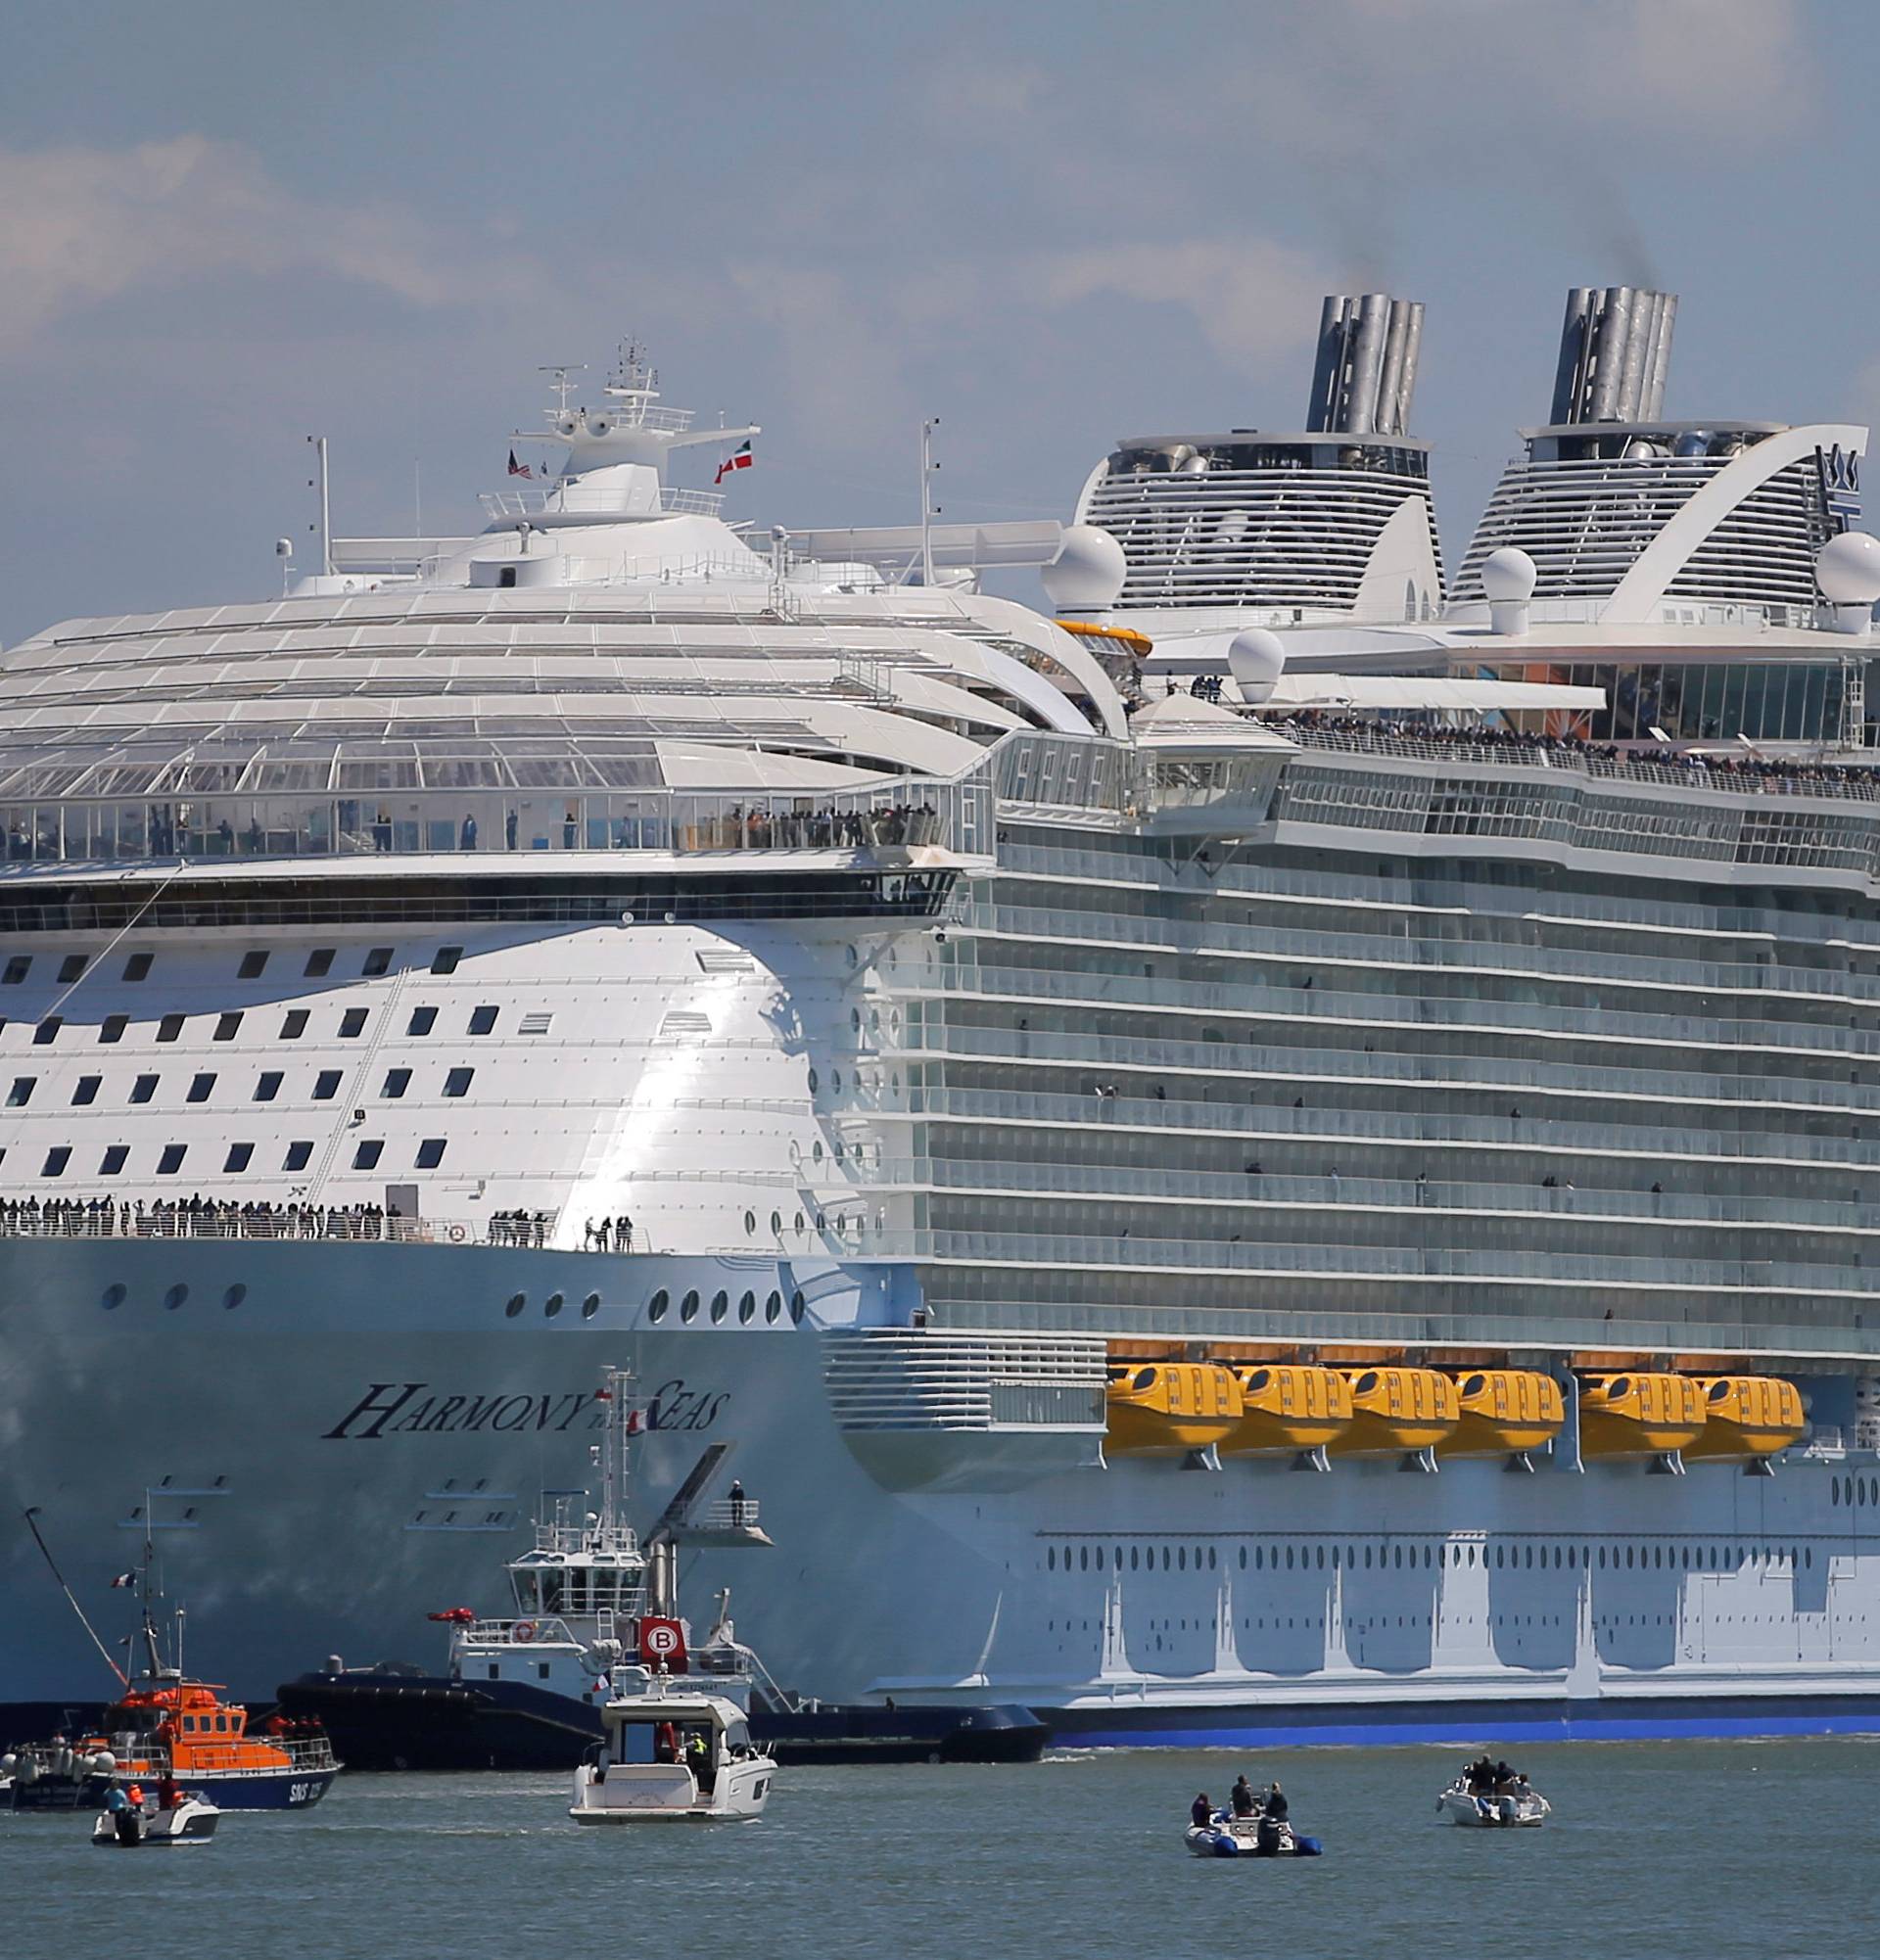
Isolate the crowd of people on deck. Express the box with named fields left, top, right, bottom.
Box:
left=683, top=803, right=941, bottom=851
left=1263, top=709, right=1880, bottom=796
left=487, top=1209, right=554, bottom=1247
left=0, top=1196, right=402, bottom=1240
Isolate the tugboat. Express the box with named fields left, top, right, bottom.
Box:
left=279, top=1366, right=1048, bottom=1768
left=570, top=1676, right=776, bottom=1823
left=4, top=1499, right=340, bottom=1812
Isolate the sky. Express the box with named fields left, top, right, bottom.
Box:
left=1, top=0, right=1876, bottom=643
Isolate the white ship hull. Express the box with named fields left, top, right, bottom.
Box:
left=4, top=1235, right=1879, bottom=1745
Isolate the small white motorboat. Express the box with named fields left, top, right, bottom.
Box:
left=570, top=1678, right=776, bottom=1823
left=92, top=1794, right=220, bottom=1845
left=1436, top=1771, right=1550, bottom=1827
left=1185, top=1805, right=1322, bottom=1858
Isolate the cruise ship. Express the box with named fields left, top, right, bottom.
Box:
left=6, top=295, right=1880, bottom=1747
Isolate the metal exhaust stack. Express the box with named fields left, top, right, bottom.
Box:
left=1307, top=294, right=1426, bottom=438
left=1550, top=285, right=1678, bottom=425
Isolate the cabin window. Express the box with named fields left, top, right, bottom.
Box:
left=382, top=1069, right=411, bottom=1099
left=41, top=1146, right=70, bottom=1177
left=238, top=952, right=268, bottom=979
left=282, top=1009, right=309, bottom=1039
left=123, top=953, right=152, bottom=981
left=7, top=1077, right=34, bottom=1106
left=57, top=955, right=87, bottom=983
left=416, top=1138, right=446, bottom=1169
left=647, top=1289, right=669, bottom=1324
left=284, top=1141, right=313, bottom=1171
left=158, top=1144, right=187, bottom=1175
left=362, top=947, right=393, bottom=976
left=214, top=1012, right=243, bottom=1041
left=33, top=1017, right=61, bottom=1045
left=680, top=1290, right=700, bottom=1324
left=352, top=1141, right=384, bottom=1170
left=433, top=947, right=463, bottom=975
left=1132, top=1367, right=1158, bottom=1391
left=313, top=1071, right=342, bottom=1099
left=305, top=949, right=335, bottom=977
left=1463, top=1375, right=1485, bottom=1397
left=187, top=1073, right=215, bottom=1103
left=468, top=1005, right=498, bottom=1036
left=407, top=1006, right=438, bottom=1036
left=157, top=1013, right=183, bottom=1042
left=71, top=1076, right=100, bottom=1106
left=1354, top=1371, right=1379, bottom=1394
left=539, top=1662, right=551, bottom=1681
left=765, top=1290, right=781, bottom=1324
left=100, top=1144, right=128, bottom=1176
left=129, top=1074, right=157, bottom=1104
left=0, top=957, right=27, bottom=983
left=255, top=1071, right=283, bottom=1102
left=225, top=1143, right=254, bottom=1173
left=214, top=1714, right=228, bottom=1732
left=710, top=1290, right=728, bottom=1324
left=100, top=1015, right=127, bottom=1044
left=444, top=1068, right=474, bottom=1097
left=339, top=1008, right=368, bottom=1038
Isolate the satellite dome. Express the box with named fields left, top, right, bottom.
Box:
left=1480, top=547, right=1537, bottom=604
left=1041, top=525, right=1127, bottom=613
left=1227, top=628, right=1287, bottom=705
left=1815, top=531, right=1880, bottom=607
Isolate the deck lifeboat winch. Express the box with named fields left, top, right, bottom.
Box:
left=1105, top=1363, right=1242, bottom=1457
left=1576, top=1373, right=1707, bottom=1458
left=1438, top=1370, right=1566, bottom=1459
left=1681, top=1376, right=1806, bottom=1462
left=1326, top=1367, right=1458, bottom=1457
left=1220, top=1364, right=1353, bottom=1457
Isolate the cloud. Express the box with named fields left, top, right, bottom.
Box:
left=0, top=135, right=526, bottom=352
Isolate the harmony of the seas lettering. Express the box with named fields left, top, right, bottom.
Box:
left=323, top=1378, right=729, bottom=1440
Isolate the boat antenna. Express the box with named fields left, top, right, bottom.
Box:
left=20, top=1507, right=128, bottom=1687
left=919, top=416, right=941, bottom=589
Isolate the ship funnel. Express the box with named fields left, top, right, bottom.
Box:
left=1550, top=285, right=1678, bottom=426
left=1307, top=294, right=1425, bottom=438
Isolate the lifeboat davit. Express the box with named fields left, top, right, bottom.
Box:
left=1221, top=1365, right=1353, bottom=1457
left=1438, top=1370, right=1565, bottom=1459
left=1681, top=1376, right=1806, bottom=1462
left=1576, top=1374, right=1706, bottom=1458
left=1327, top=1367, right=1458, bottom=1457
left=1105, top=1363, right=1243, bottom=1457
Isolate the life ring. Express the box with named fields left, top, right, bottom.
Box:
left=513, top=1620, right=537, bottom=1643
left=446, top=1224, right=467, bottom=1244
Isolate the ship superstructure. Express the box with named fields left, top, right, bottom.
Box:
left=6, top=308, right=1880, bottom=1747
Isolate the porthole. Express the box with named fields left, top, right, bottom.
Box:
left=832, top=1069, right=843, bottom=1093
left=770, top=1211, right=782, bottom=1235
left=101, top=1283, right=126, bottom=1311
left=737, top=1291, right=756, bottom=1324
left=1833, top=1476, right=1842, bottom=1505
left=164, top=1284, right=188, bottom=1311
left=744, top=1211, right=756, bottom=1236
left=765, top=1290, right=782, bottom=1324
left=808, top=1068, right=820, bottom=1095
left=222, top=1284, right=247, bottom=1311
left=790, top=1290, right=805, bottom=1324
left=1048, top=1547, right=1056, bottom=1571
left=1079, top=1546, right=1088, bottom=1571
left=794, top=1212, right=805, bottom=1233
left=850, top=1007, right=862, bottom=1033
left=681, top=1290, right=700, bottom=1324
left=504, top=1293, right=526, bottom=1319
left=710, top=1290, right=728, bottom=1325
left=1237, top=1547, right=1246, bottom=1569
left=846, top=944, right=859, bottom=967
left=544, top=1291, right=564, bottom=1319
left=647, top=1288, right=670, bottom=1324
left=582, top=1292, right=601, bottom=1321
left=870, top=1008, right=880, bottom=1033
left=812, top=1141, right=824, bottom=1161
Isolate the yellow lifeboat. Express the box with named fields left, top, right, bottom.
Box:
left=1576, top=1374, right=1706, bottom=1458
left=1220, top=1364, right=1353, bottom=1457
left=1438, top=1370, right=1566, bottom=1459
left=1327, top=1367, right=1458, bottom=1457
left=1681, top=1376, right=1806, bottom=1462
left=1105, top=1363, right=1242, bottom=1457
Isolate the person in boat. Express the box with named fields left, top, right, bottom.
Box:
left=654, top=1721, right=678, bottom=1764
left=1467, top=1755, right=1496, bottom=1793
left=1231, top=1774, right=1256, bottom=1817
left=1191, top=1792, right=1213, bottom=1829
left=1262, top=1782, right=1289, bottom=1822
left=685, top=1729, right=713, bottom=1794
left=1493, top=1759, right=1514, bottom=1793
left=103, top=1785, right=129, bottom=1816
left=125, top=1782, right=145, bottom=1811
left=157, top=1772, right=179, bottom=1810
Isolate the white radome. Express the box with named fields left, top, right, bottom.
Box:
left=1815, top=532, right=1880, bottom=607
left=1480, top=546, right=1538, bottom=604
left=1227, top=628, right=1287, bottom=704
left=1041, top=525, right=1128, bottom=614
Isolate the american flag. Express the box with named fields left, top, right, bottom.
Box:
left=507, top=448, right=534, bottom=480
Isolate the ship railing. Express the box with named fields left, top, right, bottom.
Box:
left=690, top=1498, right=760, bottom=1531
left=1279, top=722, right=1880, bottom=804
left=461, top=1614, right=588, bottom=1646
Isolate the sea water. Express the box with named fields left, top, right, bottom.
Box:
left=3, top=1740, right=1864, bottom=1959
